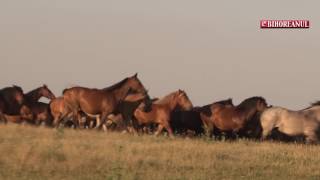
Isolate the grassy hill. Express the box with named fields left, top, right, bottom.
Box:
left=0, top=124, right=319, bottom=180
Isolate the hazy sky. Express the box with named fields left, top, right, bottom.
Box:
left=0, top=0, right=319, bottom=109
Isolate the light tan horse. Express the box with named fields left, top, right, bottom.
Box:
left=260, top=102, right=320, bottom=143
left=134, top=90, right=193, bottom=137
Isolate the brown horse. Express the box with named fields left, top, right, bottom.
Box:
left=51, top=92, right=148, bottom=129
left=133, top=90, right=193, bottom=137
left=196, top=99, right=234, bottom=137
left=24, top=85, right=56, bottom=126
left=170, top=99, right=234, bottom=136
left=207, top=97, right=267, bottom=139
left=25, top=84, right=56, bottom=102
left=0, top=85, right=25, bottom=123
left=63, top=73, right=149, bottom=129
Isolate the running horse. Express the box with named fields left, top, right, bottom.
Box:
left=63, top=73, right=149, bottom=129
left=260, top=101, right=320, bottom=144
left=134, top=89, right=193, bottom=137
left=204, top=97, right=267, bottom=139
left=24, top=85, right=56, bottom=125
left=196, top=98, right=234, bottom=137
left=0, top=85, right=25, bottom=123
left=50, top=91, right=148, bottom=129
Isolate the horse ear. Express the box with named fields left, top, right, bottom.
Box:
left=43, top=84, right=47, bottom=88
left=133, top=73, right=138, bottom=78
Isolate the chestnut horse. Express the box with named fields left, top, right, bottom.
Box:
left=133, top=90, right=193, bottom=137
left=63, top=73, right=149, bottom=129
left=24, top=85, right=56, bottom=125
left=208, top=97, right=268, bottom=139
left=0, top=85, right=24, bottom=123
left=50, top=97, right=71, bottom=127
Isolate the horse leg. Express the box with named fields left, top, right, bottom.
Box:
left=155, top=124, right=164, bottom=136
left=163, top=121, right=174, bottom=138
left=213, top=127, right=222, bottom=140
left=305, top=129, right=318, bottom=144
left=71, top=110, right=80, bottom=129
left=94, top=115, right=102, bottom=129
left=261, top=125, right=274, bottom=141
left=53, top=113, right=62, bottom=128
left=0, top=112, right=7, bottom=124
left=97, top=113, right=108, bottom=131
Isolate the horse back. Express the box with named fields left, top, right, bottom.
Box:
left=64, top=87, right=117, bottom=115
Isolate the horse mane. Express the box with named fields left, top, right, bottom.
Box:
left=237, top=96, right=265, bottom=110
left=103, top=78, right=129, bottom=92
left=303, top=100, right=320, bottom=110
left=213, top=98, right=233, bottom=106
left=311, top=101, right=320, bottom=107
left=25, top=86, right=41, bottom=96
left=0, top=85, right=23, bottom=94
left=155, top=91, right=177, bottom=104
left=196, top=98, right=233, bottom=117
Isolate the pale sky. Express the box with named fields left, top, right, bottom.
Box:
left=0, top=0, right=319, bottom=109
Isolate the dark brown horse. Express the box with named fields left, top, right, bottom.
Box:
left=0, top=85, right=25, bottom=123
left=24, top=85, right=56, bottom=125
left=63, top=73, right=149, bottom=129
left=170, top=109, right=204, bottom=136
left=169, top=99, right=234, bottom=136
left=207, top=97, right=267, bottom=139
left=134, top=90, right=193, bottom=137
left=25, top=84, right=56, bottom=102
left=195, top=99, right=234, bottom=137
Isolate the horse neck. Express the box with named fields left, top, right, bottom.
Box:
left=168, top=96, right=179, bottom=110
left=112, top=84, right=130, bottom=101
left=25, top=88, right=42, bottom=102
left=239, top=106, right=258, bottom=122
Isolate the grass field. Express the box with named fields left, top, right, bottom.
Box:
left=0, top=125, right=319, bottom=180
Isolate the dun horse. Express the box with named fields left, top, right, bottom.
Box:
left=0, top=85, right=25, bottom=123
left=62, top=73, right=149, bottom=129
left=260, top=102, right=320, bottom=143
left=205, top=97, right=267, bottom=139
left=134, top=89, right=193, bottom=137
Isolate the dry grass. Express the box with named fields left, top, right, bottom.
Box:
left=0, top=125, right=319, bottom=180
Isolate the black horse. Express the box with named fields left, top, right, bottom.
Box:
left=170, top=108, right=204, bottom=136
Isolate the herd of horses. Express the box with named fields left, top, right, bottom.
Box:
left=2, top=73, right=320, bottom=144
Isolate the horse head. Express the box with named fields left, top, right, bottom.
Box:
left=176, top=89, right=193, bottom=111
left=39, top=84, right=56, bottom=100
left=12, top=85, right=24, bottom=105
